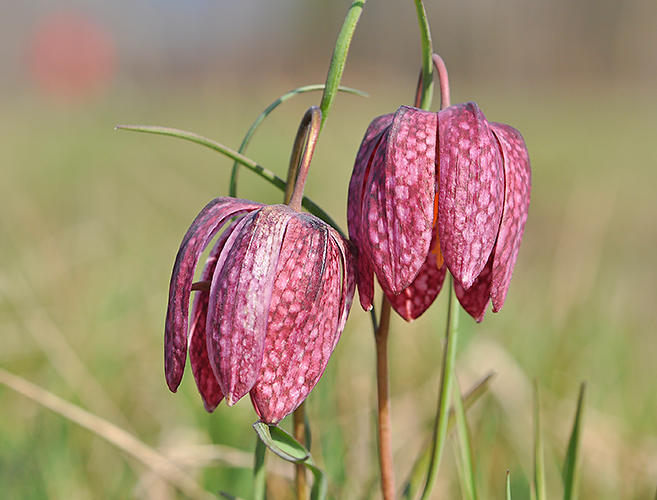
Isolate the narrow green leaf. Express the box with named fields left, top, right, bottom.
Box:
left=534, top=381, right=547, bottom=500
left=563, top=383, right=586, bottom=500
left=401, top=371, right=495, bottom=500
left=319, top=0, right=367, bottom=127
left=452, top=377, right=478, bottom=500
left=115, top=125, right=345, bottom=237
left=229, top=84, right=367, bottom=198
left=306, top=462, right=329, bottom=500
left=506, top=471, right=512, bottom=500
left=253, top=437, right=266, bottom=500
left=253, top=421, right=310, bottom=463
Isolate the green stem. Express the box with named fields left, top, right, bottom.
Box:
left=288, top=107, right=322, bottom=212
left=420, top=276, right=460, bottom=500
left=319, top=0, right=367, bottom=127
left=414, top=0, right=434, bottom=111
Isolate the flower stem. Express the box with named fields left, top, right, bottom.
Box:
left=414, top=0, right=434, bottom=111
left=375, top=296, right=396, bottom=500
left=420, top=276, right=460, bottom=500
left=433, top=54, right=451, bottom=110
left=288, top=107, right=322, bottom=213
left=319, top=0, right=367, bottom=128
left=293, top=402, right=309, bottom=500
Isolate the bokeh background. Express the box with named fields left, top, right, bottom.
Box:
left=1, top=0, right=657, bottom=498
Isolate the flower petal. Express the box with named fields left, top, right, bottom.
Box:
left=489, top=123, right=531, bottom=312
left=251, top=218, right=350, bottom=423
left=188, top=218, right=244, bottom=412
left=363, top=106, right=436, bottom=294
left=385, top=227, right=447, bottom=321
left=208, top=205, right=293, bottom=406
left=438, top=102, right=504, bottom=289
left=165, top=197, right=263, bottom=393
left=347, top=113, right=393, bottom=311
left=454, top=253, right=493, bottom=322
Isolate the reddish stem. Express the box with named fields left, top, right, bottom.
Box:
left=376, top=296, right=395, bottom=500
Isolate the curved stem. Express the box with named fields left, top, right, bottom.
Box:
left=433, top=54, right=451, bottom=110
left=319, top=0, right=367, bottom=128
left=288, top=107, right=322, bottom=212
left=420, top=276, right=460, bottom=500
left=375, top=296, right=396, bottom=500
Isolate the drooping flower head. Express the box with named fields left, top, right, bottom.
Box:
left=165, top=108, right=355, bottom=424
left=348, top=74, right=531, bottom=322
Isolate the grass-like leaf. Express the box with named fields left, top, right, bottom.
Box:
left=506, top=471, right=512, bottom=500
left=534, top=381, right=547, bottom=500
left=401, top=371, right=495, bottom=500
left=252, top=438, right=267, bottom=500
left=563, top=382, right=586, bottom=500
left=0, top=368, right=218, bottom=500
left=452, top=376, right=478, bottom=500
left=253, top=421, right=310, bottom=463
left=229, top=84, right=367, bottom=198
left=115, top=124, right=345, bottom=237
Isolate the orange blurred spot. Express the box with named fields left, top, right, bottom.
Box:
left=28, top=11, right=116, bottom=103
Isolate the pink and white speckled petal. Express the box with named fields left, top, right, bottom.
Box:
left=347, top=114, right=393, bottom=311
left=364, top=106, right=436, bottom=294
left=208, top=205, right=293, bottom=406
left=188, top=222, right=241, bottom=412
left=165, top=197, right=264, bottom=393
left=489, top=123, right=531, bottom=312
left=329, top=229, right=356, bottom=333
left=438, top=102, right=504, bottom=289
left=385, top=228, right=447, bottom=321
left=251, top=219, right=346, bottom=423
left=454, top=253, right=493, bottom=322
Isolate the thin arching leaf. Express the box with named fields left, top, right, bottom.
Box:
left=230, top=84, right=367, bottom=197
left=563, top=383, right=587, bottom=500
left=115, top=124, right=344, bottom=237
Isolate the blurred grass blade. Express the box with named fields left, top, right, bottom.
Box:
left=115, top=124, right=345, bottom=236
left=319, top=0, right=367, bottom=127
left=0, top=368, right=218, bottom=500
left=253, top=421, right=310, bottom=463
left=230, top=84, right=367, bottom=197
left=253, top=437, right=267, bottom=500
left=452, top=376, right=478, bottom=500
left=534, top=381, right=547, bottom=500
left=563, top=382, right=586, bottom=500
left=506, top=471, right=512, bottom=500
left=401, top=371, right=495, bottom=500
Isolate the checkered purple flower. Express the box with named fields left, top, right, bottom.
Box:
left=348, top=102, right=531, bottom=321
left=165, top=197, right=355, bottom=424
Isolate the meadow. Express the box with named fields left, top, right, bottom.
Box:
left=1, top=75, right=656, bottom=499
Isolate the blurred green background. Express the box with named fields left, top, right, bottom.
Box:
left=1, top=0, right=657, bottom=498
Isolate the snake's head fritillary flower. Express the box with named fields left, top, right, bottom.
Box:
left=165, top=197, right=355, bottom=424
left=348, top=102, right=531, bottom=322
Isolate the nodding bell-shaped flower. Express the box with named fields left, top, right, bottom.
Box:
left=347, top=101, right=531, bottom=322
left=165, top=108, right=355, bottom=424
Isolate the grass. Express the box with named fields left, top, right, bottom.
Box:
left=1, top=76, right=657, bottom=499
